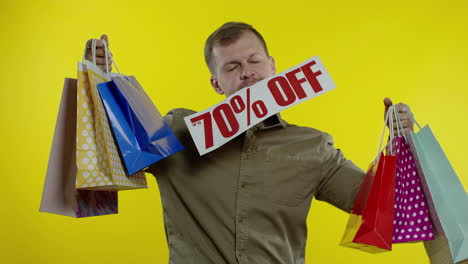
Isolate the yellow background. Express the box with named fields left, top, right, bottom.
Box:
left=1, top=0, right=467, bottom=263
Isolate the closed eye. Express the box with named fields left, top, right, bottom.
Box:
left=226, top=65, right=238, bottom=72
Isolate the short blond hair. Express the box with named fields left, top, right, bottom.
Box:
left=204, top=22, right=269, bottom=74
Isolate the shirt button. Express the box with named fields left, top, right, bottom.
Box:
left=239, top=218, right=243, bottom=223
left=240, top=183, right=246, bottom=188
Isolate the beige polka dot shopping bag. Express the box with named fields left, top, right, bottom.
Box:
left=76, top=39, right=147, bottom=190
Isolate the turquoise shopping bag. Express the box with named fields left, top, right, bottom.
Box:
left=403, top=109, right=468, bottom=264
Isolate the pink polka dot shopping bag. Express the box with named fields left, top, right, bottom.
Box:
left=398, top=105, right=468, bottom=264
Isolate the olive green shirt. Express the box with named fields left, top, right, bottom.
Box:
left=147, top=108, right=450, bottom=264
left=147, top=108, right=365, bottom=264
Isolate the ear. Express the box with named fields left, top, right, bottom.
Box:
left=210, top=76, right=224, bottom=95
left=269, top=56, right=276, bottom=74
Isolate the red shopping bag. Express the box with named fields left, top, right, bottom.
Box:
left=340, top=106, right=398, bottom=253
left=340, top=152, right=397, bottom=252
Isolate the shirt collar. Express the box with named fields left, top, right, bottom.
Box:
left=253, top=113, right=288, bottom=131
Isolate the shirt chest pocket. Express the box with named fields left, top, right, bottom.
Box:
left=250, top=156, right=322, bottom=206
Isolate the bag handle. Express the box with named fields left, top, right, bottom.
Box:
left=393, top=103, right=422, bottom=140
left=388, top=105, right=398, bottom=155
left=393, top=103, right=409, bottom=142
left=81, top=39, right=99, bottom=64
left=101, top=39, right=122, bottom=75
left=375, top=105, right=395, bottom=164
left=80, top=38, right=122, bottom=75
left=375, top=102, right=421, bottom=164
left=394, top=105, right=401, bottom=138
left=401, top=103, right=422, bottom=130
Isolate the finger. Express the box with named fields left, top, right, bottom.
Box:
left=98, top=65, right=112, bottom=72
left=101, top=34, right=109, bottom=46
left=393, top=119, right=413, bottom=130
left=85, top=39, right=92, bottom=49
left=95, top=48, right=107, bottom=57
left=86, top=38, right=101, bottom=49
left=384, top=98, right=393, bottom=116
left=85, top=53, right=93, bottom=62
left=384, top=97, right=393, bottom=109
left=84, top=54, right=112, bottom=64
left=397, top=126, right=412, bottom=135
left=397, top=104, right=408, bottom=113
left=401, top=119, right=411, bottom=129
left=392, top=119, right=404, bottom=126
left=384, top=97, right=393, bottom=120
left=95, top=39, right=107, bottom=48
left=95, top=48, right=113, bottom=61
left=398, top=113, right=411, bottom=120
left=93, top=57, right=112, bottom=65
left=398, top=118, right=412, bottom=128
left=95, top=55, right=113, bottom=65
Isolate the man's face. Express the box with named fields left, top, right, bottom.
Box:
left=210, top=31, right=276, bottom=97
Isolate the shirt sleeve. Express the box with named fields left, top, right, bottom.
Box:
left=143, top=109, right=178, bottom=176
left=144, top=108, right=196, bottom=176
left=315, top=132, right=366, bottom=213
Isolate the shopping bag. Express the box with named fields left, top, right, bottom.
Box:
left=40, top=78, right=118, bottom=217
left=97, top=75, right=184, bottom=175
left=76, top=39, right=147, bottom=190
left=402, top=107, right=468, bottom=263
left=340, top=106, right=397, bottom=253
left=424, top=233, right=462, bottom=264
left=391, top=106, right=434, bottom=243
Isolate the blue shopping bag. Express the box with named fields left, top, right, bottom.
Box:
left=97, top=76, right=184, bottom=175
left=402, top=108, right=468, bottom=264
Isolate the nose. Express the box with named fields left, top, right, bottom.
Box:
left=240, top=65, right=255, bottom=80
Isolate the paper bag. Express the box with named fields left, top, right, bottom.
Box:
left=40, top=78, right=118, bottom=217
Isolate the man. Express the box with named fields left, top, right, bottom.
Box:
left=85, top=22, right=443, bottom=264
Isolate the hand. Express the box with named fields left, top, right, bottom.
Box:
left=384, top=97, right=414, bottom=135
left=84, top=34, right=112, bottom=72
